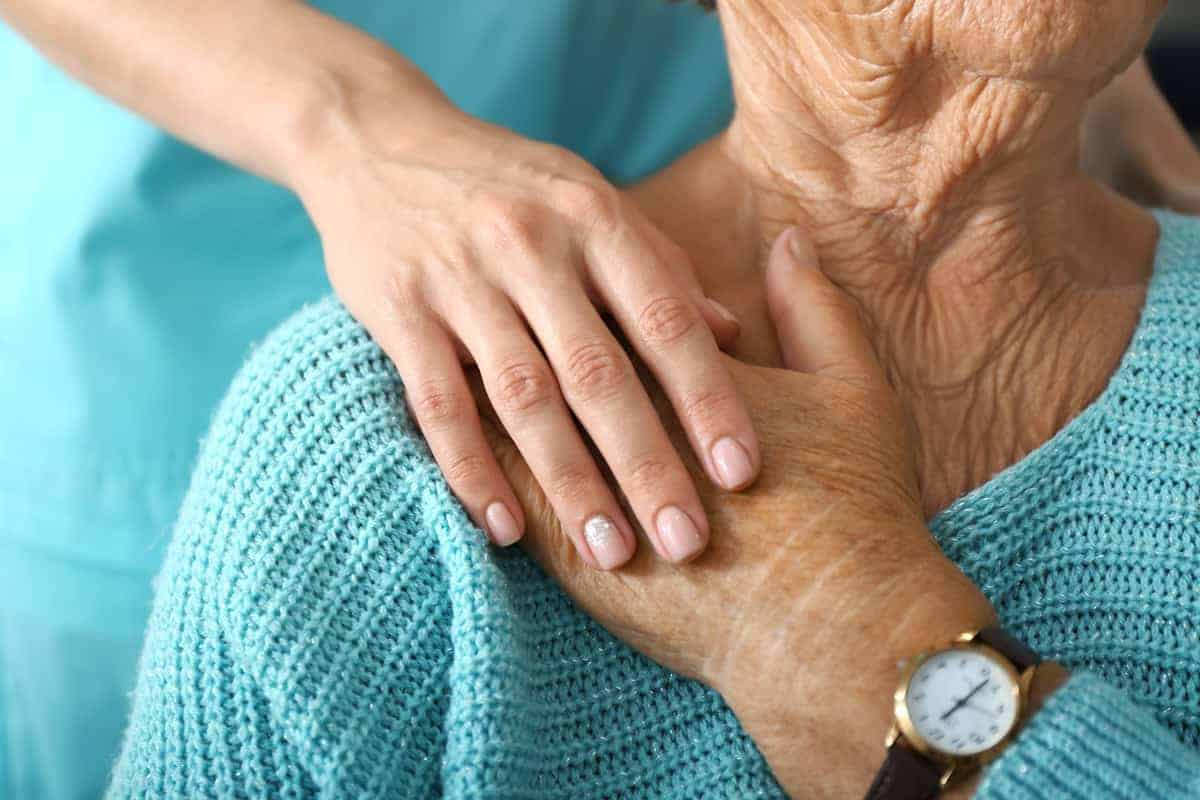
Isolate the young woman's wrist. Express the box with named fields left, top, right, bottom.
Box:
left=264, top=10, right=462, bottom=197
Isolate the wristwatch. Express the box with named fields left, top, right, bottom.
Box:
left=863, top=628, right=1042, bottom=800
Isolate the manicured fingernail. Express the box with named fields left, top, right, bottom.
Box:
left=656, top=506, right=705, bottom=563
left=712, top=437, right=755, bottom=490
left=485, top=502, right=522, bottom=547
left=584, top=514, right=630, bottom=570
left=785, top=227, right=817, bottom=265
left=707, top=297, right=741, bottom=328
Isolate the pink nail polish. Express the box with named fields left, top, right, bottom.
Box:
left=656, top=506, right=705, bottom=563
left=485, top=502, right=522, bottom=546
left=712, top=437, right=755, bottom=490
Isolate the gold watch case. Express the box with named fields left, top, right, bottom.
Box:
left=887, top=631, right=1034, bottom=787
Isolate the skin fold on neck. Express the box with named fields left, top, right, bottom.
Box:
left=630, top=0, right=1161, bottom=517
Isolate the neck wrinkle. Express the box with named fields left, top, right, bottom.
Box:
left=700, top=2, right=1158, bottom=514
left=717, top=1, right=1099, bottom=297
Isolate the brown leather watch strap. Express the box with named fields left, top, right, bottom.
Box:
left=975, top=627, right=1041, bottom=672
left=863, top=744, right=943, bottom=800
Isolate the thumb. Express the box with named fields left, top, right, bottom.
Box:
left=765, top=227, right=884, bottom=387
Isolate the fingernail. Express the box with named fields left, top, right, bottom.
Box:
left=707, top=297, right=741, bottom=328
left=485, top=502, right=522, bottom=547
left=584, top=514, right=631, bottom=570
left=712, top=437, right=755, bottom=490
left=785, top=227, right=817, bottom=265
left=656, top=506, right=706, bottom=563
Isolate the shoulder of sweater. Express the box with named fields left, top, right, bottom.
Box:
left=167, top=294, right=462, bottom=674
left=119, top=297, right=466, bottom=796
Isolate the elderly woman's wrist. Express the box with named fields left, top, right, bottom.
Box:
left=710, top=539, right=996, bottom=796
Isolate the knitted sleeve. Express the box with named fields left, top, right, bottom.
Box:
left=976, top=673, right=1200, bottom=799
left=107, top=299, right=459, bottom=798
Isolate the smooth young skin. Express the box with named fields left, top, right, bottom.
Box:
left=1, top=0, right=1193, bottom=571
left=0, top=0, right=762, bottom=570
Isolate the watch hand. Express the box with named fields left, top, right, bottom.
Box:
left=961, top=678, right=990, bottom=704
left=940, top=696, right=969, bottom=721
left=940, top=679, right=991, bottom=721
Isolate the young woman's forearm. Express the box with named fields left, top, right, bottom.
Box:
left=0, top=0, right=449, bottom=186
left=1, top=0, right=763, bottom=564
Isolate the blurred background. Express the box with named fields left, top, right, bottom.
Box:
left=1152, top=3, right=1200, bottom=132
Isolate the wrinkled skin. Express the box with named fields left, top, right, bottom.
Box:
left=668, top=0, right=1169, bottom=517
left=468, top=0, right=1182, bottom=795
left=476, top=233, right=996, bottom=798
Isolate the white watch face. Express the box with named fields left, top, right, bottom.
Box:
left=904, top=647, right=1020, bottom=757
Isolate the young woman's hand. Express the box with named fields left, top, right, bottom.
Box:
left=296, top=105, right=759, bottom=570
left=484, top=228, right=996, bottom=797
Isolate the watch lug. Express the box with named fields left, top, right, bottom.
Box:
left=1018, top=665, right=1037, bottom=709
left=885, top=724, right=900, bottom=748
left=939, top=764, right=957, bottom=788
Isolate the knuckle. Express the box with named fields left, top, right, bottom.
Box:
left=628, top=456, right=671, bottom=490
left=378, top=272, right=424, bottom=323
left=544, top=462, right=593, bottom=506
left=551, top=179, right=618, bottom=233
left=441, top=451, right=490, bottom=487
left=479, top=197, right=543, bottom=254
left=681, top=387, right=736, bottom=431
left=636, top=295, right=699, bottom=346
left=562, top=340, right=630, bottom=401
left=411, top=379, right=465, bottom=427
left=494, top=359, right=555, bottom=415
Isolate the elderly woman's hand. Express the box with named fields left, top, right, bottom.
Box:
left=484, top=228, right=996, bottom=797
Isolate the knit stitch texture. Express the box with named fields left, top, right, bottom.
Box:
left=109, top=211, right=1200, bottom=798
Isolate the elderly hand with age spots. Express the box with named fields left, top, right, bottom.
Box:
left=481, top=227, right=1001, bottom=798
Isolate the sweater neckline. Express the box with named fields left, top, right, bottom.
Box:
left=931, top=209, right=1198, bottom=531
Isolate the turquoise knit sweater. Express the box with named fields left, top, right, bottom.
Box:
left=109, top=211, right=1200, bottom=799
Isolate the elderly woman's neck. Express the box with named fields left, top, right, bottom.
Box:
left=635, top=3, right=1159, bottom=513
left=717, top=0, right=1129, bottom=292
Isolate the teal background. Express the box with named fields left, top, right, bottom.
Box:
left=0, top=3, right=733, bottom=797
